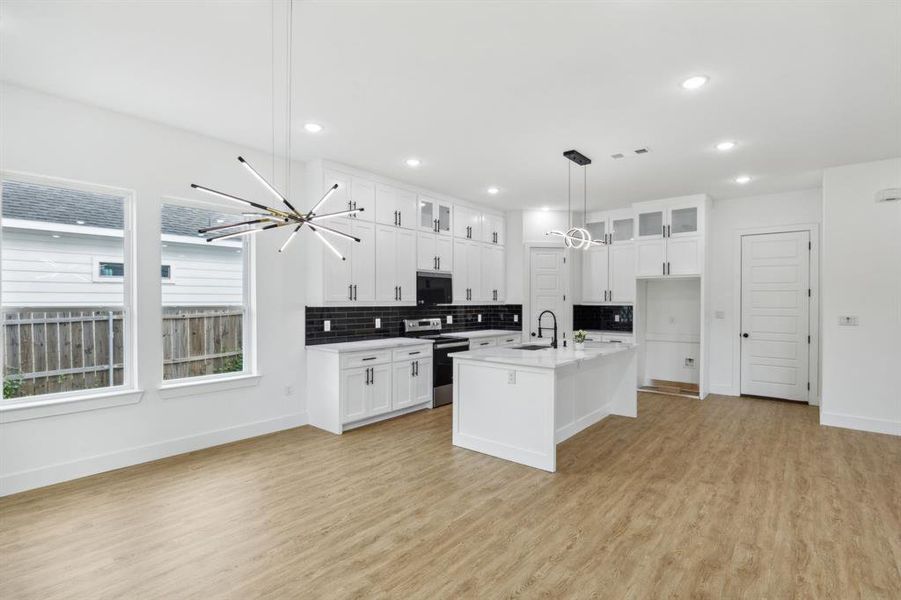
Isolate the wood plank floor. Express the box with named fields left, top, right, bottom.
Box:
left=1, top=393, right=899, bottom=599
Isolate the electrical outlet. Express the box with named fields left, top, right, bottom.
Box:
left=447, top=315, right=453, bottom=324
left=614, top=314, right=621, bottom=322
left=514, top=314, right=518, bottom=323
left=323, top=320, right=331, bottom=332
left=507, top=371, right=516, bottom=384
left=375, top=317, right=381, bottom=329
left=684, top=357, right=695, bottom=368
left=838, top=315, right=859, bottom=326
left=477, top=314, right=482, bottom=323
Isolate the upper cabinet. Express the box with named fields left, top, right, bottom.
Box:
left=581, top=208, right=635, bottom=304
left=633, top=195, right=708, bottom=277
left=419, top=196, right=452, bottom=235
left=586, top=208, right=634, bottom=245
left=454, top=205, right=482, bottom=241
left=374, top=184, right=417, bottom=229
left=482, top=213, right=505, bottom=246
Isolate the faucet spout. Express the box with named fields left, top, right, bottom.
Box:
left=537, top=310, right=558, bottom=349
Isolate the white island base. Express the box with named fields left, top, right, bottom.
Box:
left=452, top=345, right=637, bottom=472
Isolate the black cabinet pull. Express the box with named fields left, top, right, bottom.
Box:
left=365, top=367, right=370, bottom=385
left=663, top=262, right=666, bottom=275
left=362, top=356, right=376, bottom=361
left=409, top=351, right=421, bottom=355
left=667, top=262, right=670, bottom=275
left=353, top=285, right=358, bottom=301
left=399, top=286, right=402, bottom=301
left=742, top=333, right=749, bottom=338
left=438, top=257, right=441, bottom=270
left=411, top=361, right=415, bottom=376
left=398, top=212, right=402, bottom=227
left=371, top=367, right=375, bottom=384
left=349, top=284, right=353, bottom=300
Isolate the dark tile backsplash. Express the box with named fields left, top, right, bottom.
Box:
left=572, top=305, right=633, bottom=332
left=306, top=304, right=522, bottom=345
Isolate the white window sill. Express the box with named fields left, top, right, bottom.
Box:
left=0, top=388, right=144, bottom=423
left=158, top=373, right=261, bottom=400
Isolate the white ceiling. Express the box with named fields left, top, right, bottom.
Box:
left=2, top=1, right=899, bottom=210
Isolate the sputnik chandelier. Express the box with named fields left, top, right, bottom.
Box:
left=191, top=158, right=358, bottom=258
left=190, top=0, right=360, bottom=260
left=546, top=149, right=606, bottom=250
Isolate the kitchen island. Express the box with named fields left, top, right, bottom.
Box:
left=452, top=343, right=637, bottom=472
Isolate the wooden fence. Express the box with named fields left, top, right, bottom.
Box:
left=2, top=307, right=243, bottom=398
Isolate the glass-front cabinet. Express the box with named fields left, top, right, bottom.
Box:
left=636, top=209, right=665, bottom=240
left=668, top=206, right=699, bottom=237
left=419, top=196, right=452, bottom=235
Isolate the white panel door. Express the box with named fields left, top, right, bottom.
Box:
left=395, top=228, right=416, bottom=302
left=667, top=235, right=703, bottom=275
left=609, top=244, right=635, bottom=303
left=374, top=184, right=397, bottom=226
left=393, top=361, right=415, bottom=409
left=635, top=239, right=666, bottom=277
left=351, top=221, right=375, bottom=301
left=395, top=189, right=417, bottom=229
left=529, top=247, right=566, bottom=341
left=341, top=368, right=368, bottom=423
left=740, top=231, right=810, bottom=401
left=323, top=219, right=354, bottom=302
left=582, top=246, right=608, bottom=302
left=367, top=364, right=392, bottom=416
left=375, top=224, right=397, bottom=302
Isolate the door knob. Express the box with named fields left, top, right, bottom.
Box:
left=531, top=332, right=537, bottom=337
left=742, top=333, right=749, bottom=338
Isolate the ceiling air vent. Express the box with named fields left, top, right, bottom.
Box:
left=611, top=153, right=625, bottom=159
left=633, top=147, right=650, bottom=155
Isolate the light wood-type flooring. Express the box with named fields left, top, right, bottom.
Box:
left=1, top=393, right=899, bottom=599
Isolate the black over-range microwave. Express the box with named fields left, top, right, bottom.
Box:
left=416, top=272, right=452, bottom=306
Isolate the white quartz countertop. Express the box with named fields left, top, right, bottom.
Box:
left=452, top=343, right=635, bottom=369
left=584, top=330, right=634, bottom=336
left=443, top=329, right=522, bottom=339
left=307, top=337, right=433, bottom=353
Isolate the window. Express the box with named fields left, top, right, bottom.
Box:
left=1, top=176, right=134, bottom=401
left=160, top=201, right=251, bottom=381
left=95, top=260, right=170, bottom=281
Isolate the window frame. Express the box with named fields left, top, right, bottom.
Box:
left=0, top=170, right=140, bottom=415
left=157, top=195, right=257, bottom=388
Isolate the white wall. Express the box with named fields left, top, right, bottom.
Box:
left=706, top=188, right=823, bottom=396
left=820, top=158, right=901, bottom=435
left=0, top=85, right=310, bottom=495
left=639, top=278, right=701, bottom=385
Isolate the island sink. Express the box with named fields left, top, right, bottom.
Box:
left=510, top=344, right=550, bottom=351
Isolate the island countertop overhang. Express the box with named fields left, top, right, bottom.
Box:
left=451, top=343, right=636, bottom=370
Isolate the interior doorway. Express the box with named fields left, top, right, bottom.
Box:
left=740, top=230, right=811, bottom=401
left=528, top=246, right=567, bottom=343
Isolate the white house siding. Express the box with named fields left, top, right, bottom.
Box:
left=1, top=227, right=242, bottom=306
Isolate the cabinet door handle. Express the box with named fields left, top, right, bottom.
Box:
left=398, top=211, right=402, bottom=227
left=667, top=262, right=670, bottom=275
left=415, top=361, right=419, bottom=376
left=438, top=257, right=441, bottom=270
left=399, top=286, right=402, bottom=301
left=349, top=284, right=353, bottom=300
left=411, top=361, right=415, bottom=376
left=353, top=284, right=358, bottom=301
left=370, top=367, right=375, bottom=384
left=362, top=356, right=376, bottom=361
left=365, top=367, right=370, bottom=385
left=394, top=210, right=398, bottom=226
left=409, top=351, right=421, bottom=355
left=663, top=262, right=666, bottom=275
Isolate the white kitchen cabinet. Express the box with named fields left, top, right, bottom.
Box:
left=324, top=169, right=373, bottom=221
left=376, top=225, right=416, bottom=303
left=633, top=196, right=706, bottom=278
left=480, top=244, right=505, bottom=302
left=481, top=213, right=505, bottom=245
left=586, top=208, right=634, bottom=245
left=322, top=219, right=375, bottom=302
left=581, top=233, right=634, bottom=304
left=454, top=205, right=482, bottom=240
left=418, top=232, right=453, bottom=272
left=419, top=196, right=452, bottom=235
left=308, top=341, right=434, bottom=434
left=609, top=244, right=636, bottom=303
left=582, top=245, right=609, bottom=302
left=375, top=184, right=417, bottom=228
left=453, top=239, right=482, bottom=303
left=394, top=356, right=432, bottom=410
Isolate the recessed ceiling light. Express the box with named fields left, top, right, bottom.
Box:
left=215, top=219, right=225, bottom=223
left=52, top=234, right=61, bottom=238
left=75, top=219, right=85, bottom=225
left=405, top=158, right=421, bottom=168
left=541, top=206, right=550, bottom=212
left=303, top=122, right=323, bottom=134
left=487, top=186, right=499, bottom=195
left=735, top=175, right=751, bottom=184
left=716, top=141, right=736, bottom=151
left=681, top=75, right=709, bottom=90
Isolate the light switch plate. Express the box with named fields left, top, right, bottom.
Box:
left=375, top=318, right=381, bottom=329
left=614, top=314, right=621, bottom=322
left=477, top=314, right=482, bottom=323
left=324, top=320, right=331, bottom=332
left=837, top=315, right=859, bottom=326
left=507, top=371, right=516, bottom=384
left=447, top=315, right=453, bottom=324
left=514, top=315, right=518, bottom=323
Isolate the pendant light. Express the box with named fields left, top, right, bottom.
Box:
left=190, top=0, right=359, bottom=259
left=546, top=149, right=605, bottom=249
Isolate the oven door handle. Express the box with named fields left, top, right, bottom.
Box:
left=435, top=342, right=469, bottom=350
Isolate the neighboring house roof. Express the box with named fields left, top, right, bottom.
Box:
left=2, top=180, right=235, bottom=238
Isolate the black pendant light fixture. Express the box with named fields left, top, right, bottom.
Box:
left=190, top=0, right=359, bottom=260
left=546, top=149, right=606, bottom=249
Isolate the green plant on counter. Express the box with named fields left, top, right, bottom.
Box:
left=573, top=330, right=587, bottom=344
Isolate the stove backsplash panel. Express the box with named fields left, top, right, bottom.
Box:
left=572, top=304, right=633, bottom=332
left=306, top=304, right=522, bottom=345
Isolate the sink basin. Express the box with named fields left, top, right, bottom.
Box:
left=511, top=344, right=551, bottom=351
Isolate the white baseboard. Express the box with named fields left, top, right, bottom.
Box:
left=0, top=412, right=308, bottom=497
left=708, top=384, right=738, bottom=397
left=555, top=405, right=611, bottom=443
left=820, top=411, right=900, bottom=436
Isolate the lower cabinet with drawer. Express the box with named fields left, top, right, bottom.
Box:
left=307, top=342, right=433, bottom=434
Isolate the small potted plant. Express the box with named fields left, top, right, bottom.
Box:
left=573, top=329, right=587, bottom=350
